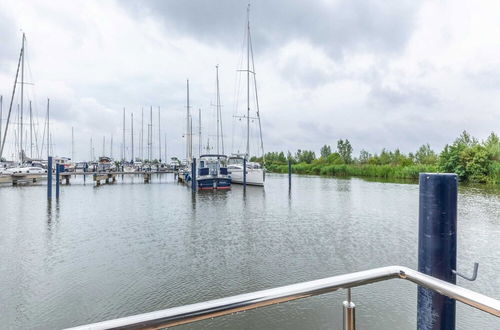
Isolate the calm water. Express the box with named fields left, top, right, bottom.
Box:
left=0, top=174, right=499, bottom=329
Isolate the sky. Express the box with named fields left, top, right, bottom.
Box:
left=0, top=0, right=499, bottom=162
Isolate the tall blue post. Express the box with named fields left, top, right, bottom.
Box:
left=191, top=158, right=196, bottom=191
left=243, top=157, right=247, bottom=188
left=417, top=173, right=457, bottom=330
left=55, top=164, right=61, bottom=199
left=47, top=156, right=53, bottom=200
left=288, top=159, right=292, bottom=189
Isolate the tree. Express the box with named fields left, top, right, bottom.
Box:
left=337, top=139, right=353, bottom=164
left=296, top=149, right=316, bottom=163
left=358, top=150, right=371, bottom=164
left=484, top=132, right=500, bottom=161
left=439, top=131, right=491, bottom=182
left=320, top=145, right=332, bottom=158
left=415, top=144, right=438, bottom=164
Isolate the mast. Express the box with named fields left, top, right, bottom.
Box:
left=249, top=22, right=265, bottom=161
left=20, top=34, right=25, bottom=163
left=110, top=134, right=113, bottom=159
left=0, top=95, right=2, bottom=154
left=216, top=65, right=220, bottom=154
left=47, top=98, right=50, bottom=158
left=158, top=107, right=161, bottom=162
left=89, top=138, right=92, bottom=161
left=71, top=126, right=74, bottom=161
left=102, top=135, right=105, bottom=156
left=29, top=101, right=33, bottom=159
left=198, top=108, right=201, bottom=157
left=0, top=34, right=24, bottom=161
left=149, top=106, right=152, bottom=161
left=186, top=79, right=190, bottom=162
left=122, top=108, right=125, bottom=162
left=141, top=107, right=144, bottom=161
left=246, top=5, right=250, bottom=160
left=131, top=112, right=134, bottom=162
left=164, top=132, right=167, bottom=163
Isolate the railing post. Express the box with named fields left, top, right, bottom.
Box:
left=343, top=288, right=356, bottom=330
left=417, top=173, right=457, bottom=330
left=47, top=156, right=52, bottom=200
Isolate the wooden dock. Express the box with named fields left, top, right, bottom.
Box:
left=0, top=170, right=175, bottom=186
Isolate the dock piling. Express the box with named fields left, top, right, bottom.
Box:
left=417, top=173, right=457, bottom=330
left=288, top=159, right=292, bottom=189
left=191, top=158, right=196, bottom=191
left=47, top=157, right=53, bottom=199
left=243, top=158, right=247, bottom=188
left=55, top=164, right=61, bottom=199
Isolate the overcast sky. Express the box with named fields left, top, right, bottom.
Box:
left=0, top=0, right=499, bottom=161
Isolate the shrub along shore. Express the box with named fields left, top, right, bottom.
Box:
left=252, top=131, right=500, bottom=184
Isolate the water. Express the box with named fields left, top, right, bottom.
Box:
left=0, top=174, right=498, bottom=329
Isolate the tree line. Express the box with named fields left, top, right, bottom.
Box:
left=251, top=131, right=500, bottom=184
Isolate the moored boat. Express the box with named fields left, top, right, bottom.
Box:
left=197, top=154, right=231, bottom=190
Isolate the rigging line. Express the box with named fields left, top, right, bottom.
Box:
left=0, top=37, right=23, bottom=161
left=249, top=26, right=265, bottom=160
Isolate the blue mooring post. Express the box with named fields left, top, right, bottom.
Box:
left=191, top=158, right=196, bottom=191
left=47, top=156, right=53, bottom=200
left=417, top=173, right=457, bottom=330
left=55, top=164, right=61, bottom=199
left=243, top=157, right=247, bottom=188
left=288, top=159, right=292, bottom=189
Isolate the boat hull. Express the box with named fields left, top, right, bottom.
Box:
left=229, top=168, right=265, bottom=186
left=197, top=177, right=232, bottom=190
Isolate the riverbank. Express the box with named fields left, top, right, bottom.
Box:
left=267, top=163, right=499, bottom=184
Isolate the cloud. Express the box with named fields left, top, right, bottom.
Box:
left=0, top=0, right=499, bottom=162
left=123, top=0, right=422, bottom=59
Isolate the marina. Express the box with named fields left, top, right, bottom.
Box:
left=0, top=1, right=499, bottom=329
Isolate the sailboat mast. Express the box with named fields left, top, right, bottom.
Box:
left=102, top=136, right=105, bottom=156
left=164, top=132, right=167, bottom=163
left=0, top=35, right=24, bottom=161
left=122, top=108, right=125, bottom=161
left=0, top=95, right=2, bottom=153
left=198, top=108, right=201, bottom=157
left=46, top=98, right=50, bottom=158
left=141, top=107, right=144, bottom=161
left=216, top=65, right=220, bottom=155
left=30, top=101, right=33, bottom=159
left=110, top=134, right=113, bottom=159
left=131, top=112, right=134, bottom=162
left=149, top=106, right=152, bottom=162
left=71, top=126, right=74, bottom=161
left=186, top=79, right=190, bottom=162
left=246, top=6, right=250, bottom=160
left=20, top=34, right=25, bottom=163
left=158, top=107, right=161, bottom=162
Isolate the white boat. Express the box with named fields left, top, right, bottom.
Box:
left=227, top=157, right=264, bottom=186
left=3, top=166, right=46, bottom=174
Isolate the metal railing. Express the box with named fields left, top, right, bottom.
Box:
left=65, top=266, right=500, bottom=330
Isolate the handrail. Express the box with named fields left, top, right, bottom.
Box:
left=64, top=266, right=500, bottom=330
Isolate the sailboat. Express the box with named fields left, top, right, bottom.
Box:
left=0, top=33, right=46, bottom=176
left=196, top=65, right=231, bottom=190
left=228, top=6, right=265, bottom=186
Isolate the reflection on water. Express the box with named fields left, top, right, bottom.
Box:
left=0, top=174, right=498, bottom=330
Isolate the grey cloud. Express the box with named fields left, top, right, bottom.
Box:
left=369, top=82, right=438, bottom=108
left=466, top=67, right=500, bottom=89
left=0, top=11, right=19, bottom=73
left=123, top=0, right=422, bottom=59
